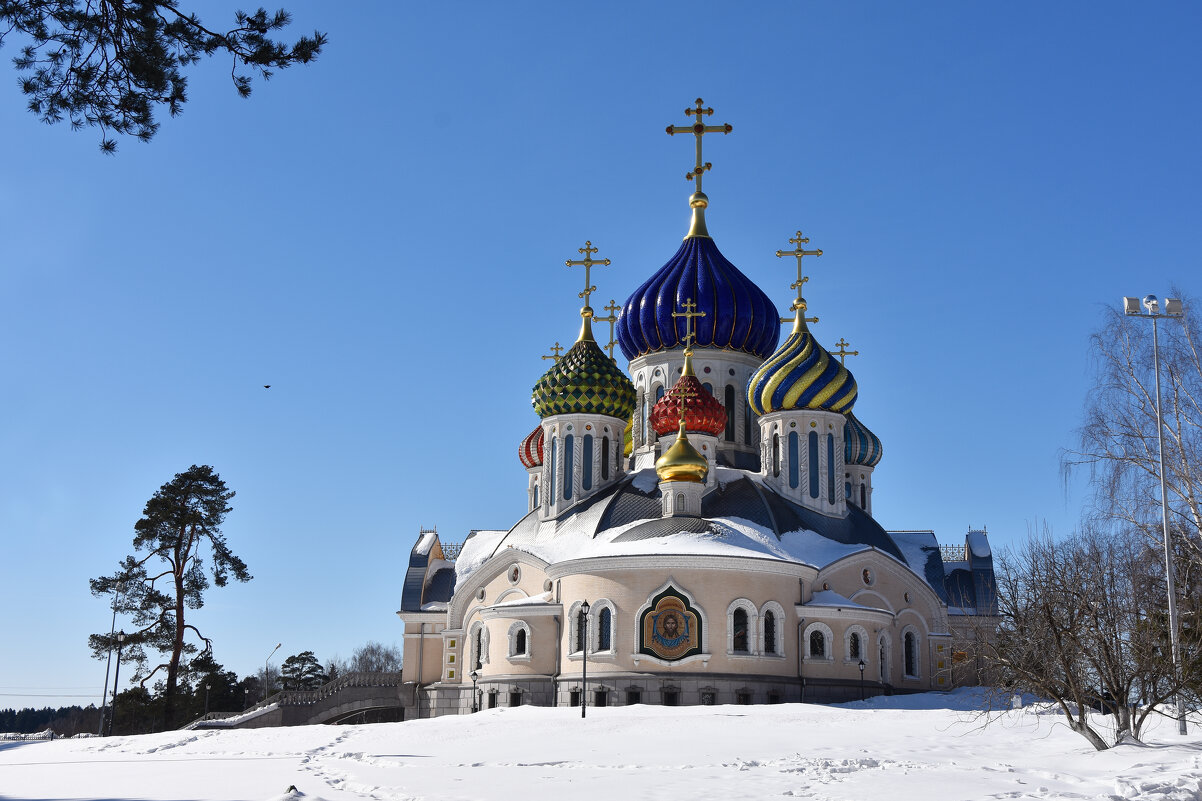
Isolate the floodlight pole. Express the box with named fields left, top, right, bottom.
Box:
left=97, top=581, right=124, bottom=735
left=1124, top=295, right=1187, bottom=735
left=265, top=642, right=282, bottom=703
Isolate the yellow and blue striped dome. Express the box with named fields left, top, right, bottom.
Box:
left=747, top=315, right=857, bottom=416
left=844, top=412, right=882, bottom=467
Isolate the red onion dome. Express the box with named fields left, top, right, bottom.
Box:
left=518, top=425, right=544, bottom=469
left=649, top=374, right=726, bottom=437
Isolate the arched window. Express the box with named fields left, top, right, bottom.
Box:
left=655, top=385, right=665, bottom=403
left=743, top=404, right=751, bottom=445
left=601, top=437, right=610, bottom=480
left=772, top=433, right=780, bottom=477
left=733, top=608, right=749, bottom=653
left=904, top=630, right=919, bottom=678
left=861, top=484, right=867, bottom=508
left=515, top=628, right=527, bottom=655
left=724, top=386, right=736, bottom=441
left=575, top=608, right=587, bottom=653
left=809, top=630, right=825, bottom=658
left=549, top=437, right=557, bottom=503
left=563, top=434, right=574, bottom=500
left=845, top=475, right=853, bottom=505
left=598, top=607, right=612, bottom=651
left=788, top=431, right=799, bottom=489
left=804, top=621, right=834, bottom=661
left=759, top=602, right=785, bottom=657
left=508, top=621, right=531, bottom=660
left=641, top=393, right=649, bottom=445
left=470, top=623, right=490, bottom=669
left=849, top=631, right=861, bottom=660
left=763, top=610, right=777, bottom=655
left=827, top=433, right=835, bottom=503
left=808, top=431, right=820, bottom=499
left=703, top=382, right=713, bottom=395
left=676, top=493, right=685, bottom=512
left=879, top=634, right=891, bottom=683
left=582, top=434, right=593, bottom=491
left=475, top=626, right=484, bottom=669
left=533, top=482, right=539, bottom=508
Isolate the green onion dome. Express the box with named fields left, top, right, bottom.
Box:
left=532, top=334, right=636, bottom=420
left=747, top=312, right=857, bottom=416
left=843, top=412, right=882, bottom=467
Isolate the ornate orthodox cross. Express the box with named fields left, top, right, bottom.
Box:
left=666, top=98, right=733, bottom=195
left=832, top=338, right=859, bottom=365
left=672, top=297, right=707, bottom=350
left=674, top=377, right=699, bottom=427
left=776, top=230, right=823, bottom=307
left=565, top=240, right=610, bottom=313
left=542, top=342, right=564, bottom=363
left=592, top=299, right=622, bottom=360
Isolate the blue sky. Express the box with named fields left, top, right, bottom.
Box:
left=1, top=2, right=1199, bottom=713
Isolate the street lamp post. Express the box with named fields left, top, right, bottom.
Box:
left=98, top=581, right=124, bottom=736
left=1123, top=294, right=1187, bottom=736
left=858, top=659, right=866, bottom=701
left=107, top=630, right=126, bottom=736
left=264, top=642, right=282, bottom=703
left=243, top=687, right=249, bottom=711
left=580, top=600, right=590, bottom=719
left=471, top=670, right=480, bottom=713
left=204, top=682, right=211, bottom=716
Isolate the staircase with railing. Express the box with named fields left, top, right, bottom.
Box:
left=181, top=671, right=407, bottom=729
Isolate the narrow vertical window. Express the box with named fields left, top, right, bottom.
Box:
left=808, top=431, right=819, bottom=499
left=655, top=385, right=665, bottom=402
left=733, top=608, right=749, bottom=653
left=549, top=437, right=557, bottom=503
left=641, top=394, right=648, bottom=444
left=598, top=607, right=612, bottom=650
left=563, top=435, right=574, bottom=500
left=809, top=630, right=825, bottom=658
left=904, top=632, right=917, bottom=677
left=724, top=386, right=736, bottom=441
left=703, top=382, right=713, bottom=395
left=827, top=433, right=835, bottom=504
left=772, top=434, right=780, bottom=477
left=601, top=437, right=610, bottom=480
left=849, top=632, right=861, bottom=660
left=861, top=484, right=867, bottom=508
left=743, top=405, right=751, bottom=445
left=788, top=431, right=799, bottom=489
left=846, top=480, right=853, bottom=503
left=516, top=628, right=527, bottom=655
left=575, top=609, right=587, bottom=653
left=533, top=483, right=539, bottom=508
left=764, top=610, right=777, bottom=654
left=676, top=493, right=685, bottom=512
left=582, top=434, right=593, bottom=491
left=474, top=627, right=484, bottom=670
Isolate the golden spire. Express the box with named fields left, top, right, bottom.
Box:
left=671, top=297, right=706, bottom=375
left=655, top=379, right=709, bottom=484
left=666, top=98, right=732, bottom=239
left=542, top=342, right=564, bottom=363
left=565, top=240, right=610, bottom=342
left=593, top=299, right=622, bottom=361
left=832, top=338, right=860, bottom=365
left=775, top=230, right=822, bottom=332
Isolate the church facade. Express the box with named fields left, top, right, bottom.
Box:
left=397, top=101, right=997, bottom=717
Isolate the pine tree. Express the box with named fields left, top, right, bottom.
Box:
left=89, top=465, right=248, bottom=729
left=280, top=651, right=327, bottom=690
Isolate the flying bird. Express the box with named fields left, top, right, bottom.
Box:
left=263, top=385, right=271, bottom=389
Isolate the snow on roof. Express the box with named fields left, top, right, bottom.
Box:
left=968, top=529, right=991, bottom=559
left=630, top=467, right=660, bottom=493
left=889, top=530, right=940, bottom=575
left=488, top=591, right=553, bottom=608
left=455, top=528, right=510, bottom=582
left=804, top=589, right=875, bottom=609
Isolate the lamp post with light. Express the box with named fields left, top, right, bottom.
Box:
left=264, top=642, right=282, bottom=703
left=97, top=581, right=125, bottom=736
left=204, top=682, right=211, bottom=716
left=580, top=600, right=590, bottom=719
left=858, top=659, right=866, bottom=701
left=107, top=630, right=126, bottom=736
left=471, top=670, right=480, bottom=713
left=1122, top=293, right=1187, bottom=736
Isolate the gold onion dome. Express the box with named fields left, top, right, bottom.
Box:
left=655, top=420, right=709, bottom=483
left=747, top=309, right=858, bottom=416
left=532, top=316, right=636, bottom=420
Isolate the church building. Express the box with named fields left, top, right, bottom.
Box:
left=397, top=100, right=998, bottom=716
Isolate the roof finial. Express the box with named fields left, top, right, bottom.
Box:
left=594, top=299, right=622, bottom=361
left=832, top=338, right=859, bottom=365
left=565, top=240, right=610, bottom=342
left=667, top=98, right=732, bottom=239
left=776, top=230, right=823, bottom=332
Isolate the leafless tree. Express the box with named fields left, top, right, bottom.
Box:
left=984, top=526, right=1192, bottom=750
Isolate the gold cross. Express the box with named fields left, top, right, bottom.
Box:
left=776, top=230, right=823, bottom=305
left=666, top=98, right=733, bottom=195
left=672, top=297, right=707, bottom=351
left=593, top=299, right=622, bottom=360
left=565, top=240, right=610, bottom=313
left=542, top=342, right=563, bottom=362
left=832, top=338, right=859, bottom=365
left=674, top=378, right=699, bottom=428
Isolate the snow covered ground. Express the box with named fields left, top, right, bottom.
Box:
left=2, top=690, right=1200, bottom=801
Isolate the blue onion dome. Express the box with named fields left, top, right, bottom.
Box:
left=747, top=312, right=857, bottom=416
left=615, top=235, right=780, bottom=361
left=844, top=411, right=882, bottom=467
left=532, top=317, right=636, bottom=420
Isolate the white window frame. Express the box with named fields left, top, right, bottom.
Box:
left=468, top=621, right=490, bottom=669
left=901, top=625, right=921, bottom=680
left=726, top=599, right=758, bottom=656
left=843, top=624, right=870, bottom=665
left=803, top=621, right=834, bottom=663
left=590, top=599, right=617, bottom=655
left=758, top=601, right=786, bottom=657
left=878, top=632, right=892, bottom=684
left=508, top=620, right=532, bottom=662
